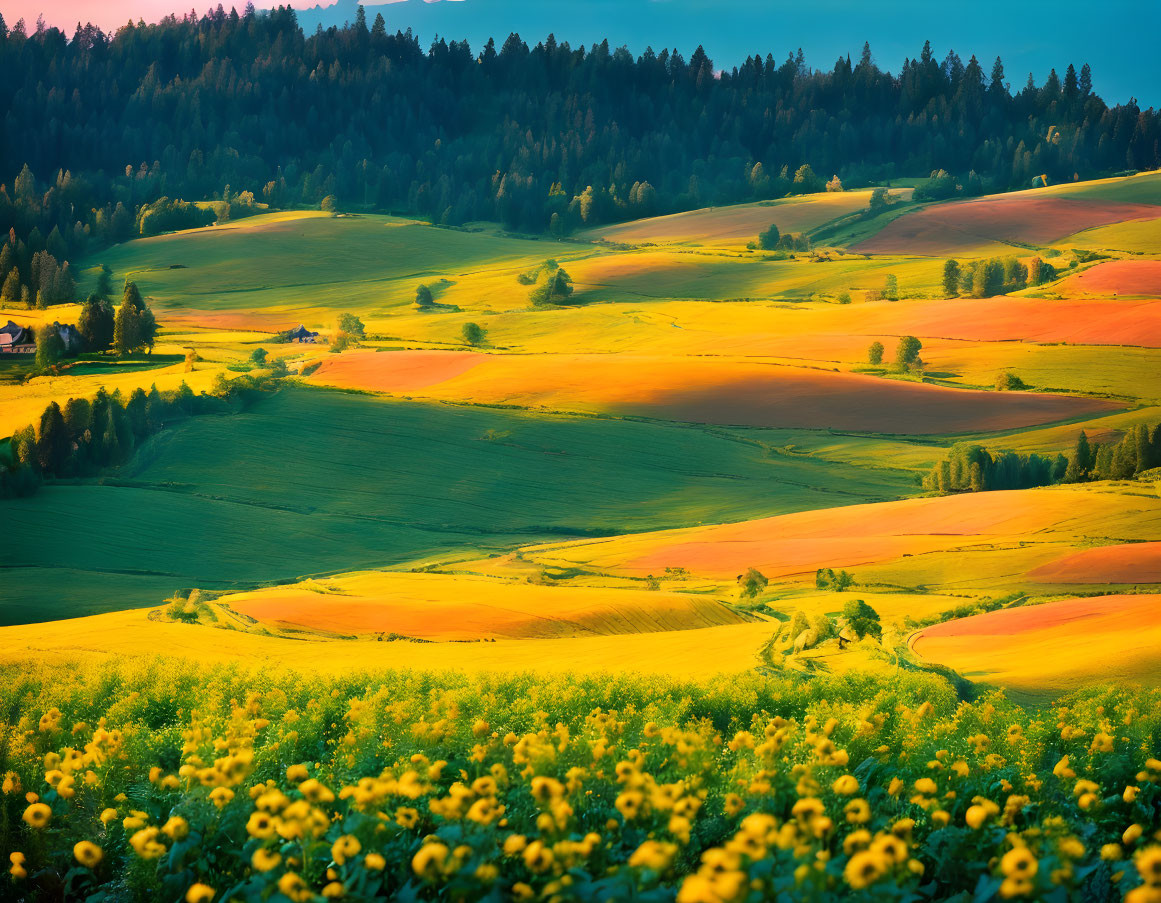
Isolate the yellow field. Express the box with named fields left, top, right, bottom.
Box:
left=910, top=593, right=1161, bottom=697
left=218, top=569, right=746, bottom=640
left=0, top=607, right=774, bottom=678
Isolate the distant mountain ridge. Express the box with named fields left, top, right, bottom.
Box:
left=275, top=0, right=1159, bottom=105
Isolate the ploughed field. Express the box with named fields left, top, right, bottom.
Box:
left=3, top=173, right=1161, bottom=699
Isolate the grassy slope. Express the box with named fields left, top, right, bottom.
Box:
left=0, top=385, right=914, bottom=625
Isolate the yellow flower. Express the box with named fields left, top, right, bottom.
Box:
left=844, top=850, right=885, bottom=889
left=73, top=841, right=103, bottom=869
left=162, top=816, right=190, bottom=841
left=186, top=884, right=215, bottom=903
left=1000, top=847, right=1037, bottom=879
left=999, top=877, right=1033, bottom=898
left=252, top=848, right=282, bottom=872
left=412, top=842, right=450, bottom=879
left=522, top=840, right=555, bottom=874
left=1137, top=846, right=1161, bottom=887
left=913, top=778, right=937, bottom=796
left=723, top=793, right=745, bottom=817
left=364, top=853, right=386, bottom=871
left=209, top=787, right=234, bottom=809
left=332, top=835, right=361, bottom=866
left=965, top=805, right=990, bottom=830
left=286, top=763, right=309, bottom=782
left=616, top=790, right=644, bottom=820
left=1101, top=843, right=1123, bottom=861
left=22, top=803, right=52, bottom=829
left=832, top=774, right=859, bottom=796
left=503, top=835, right=528, bottom=856
left=1125, top=824, right=1145, bottom=846
left=844, top=798, right=871, bottom=824
left=99, top=807, right=118, bottom=825
left=322, top=882, right=345, bottom=899
left=629, top=841, right=678, bottom=872
left=395, top=807, right=420, bottom=829
left=129, top=827, right=167, bottom=860
left=887, top=777, right=905, bottom=797
left=246, top=811, right=275, bottom=839
left=9, top=852, right=27, bottom=880
left=278, top=872, right=312, bottom=903
left=299, top=778, right=335, bottom=804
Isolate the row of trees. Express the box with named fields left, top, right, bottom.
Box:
left=923, top=422, right=1161, bottom=494
left=0, top=371, right=281, bottom=497
left=0, top=7, right=1156, bottom=263
left=941, top=256, right=1057, bottom=297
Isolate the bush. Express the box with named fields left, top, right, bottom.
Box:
left=462, top=322, right=486, bottom=346
left=994, top=371, right=1027, bottom=391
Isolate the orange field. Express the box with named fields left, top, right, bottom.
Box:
left=855, top=196, right=1161, bottom=254
left=910, top=593, right=1161, bottom=694
left=310, top=350, right=1116, bottom=433
left=224, top=571, right=745, bottom=640
left=846, top=296, right=1161, bottom=346
left=1028, top=541, right=1161, bottom=584
left=1059, top=259, right=1161, bottom=297
left=521, top=484, right=1161, bottom=580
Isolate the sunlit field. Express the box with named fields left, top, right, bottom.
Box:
left=3, top=10, right=1161, bottom=902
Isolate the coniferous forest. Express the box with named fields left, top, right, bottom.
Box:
left=0, top=1, right=1158, bottom=284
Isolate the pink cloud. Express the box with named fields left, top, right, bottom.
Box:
left=2, top=2, right=323, bottom=33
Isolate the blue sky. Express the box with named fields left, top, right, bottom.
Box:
left=292, top=0, right=1160, bottom=106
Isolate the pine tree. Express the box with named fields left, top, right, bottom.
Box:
left=113, top=302, right=141, bottom=355
left=36, top=401, right=70, bottom=474
left=122, top=281, right=145, bottom=312
left=1, top=267, right=20, bottom=303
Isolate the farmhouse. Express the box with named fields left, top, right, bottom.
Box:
left=0, top=320, right=35, bottom=353
left=287, top=324, right=319, bottom=343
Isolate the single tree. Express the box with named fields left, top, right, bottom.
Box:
left=942, top=259, right=961, bottom=296
left=249, top=347, right=268, bottom=366
left=113, top=302, right=142, bottom=356
left=868, top=187, right=890, bottom=213
left=1, top=267, right=20, bottom=303
left=757, top=223, right=781, bottom=250
left=739, top=567, right=769, bottom=599
left=895, top=335, right=923, bottom=367
left=415, top=284, right=435, bottom=309
left=321, top=195, right=338, bottom=213
left=883, top=274, right=899, bottom=301
left=122, top=281, right=146, bottom=312
left=529, top=263, right=574, bottom=306
left=841, top=598, right=881, bottom=639
left=96, top=265, right=114, bottom=299
left=78, top=294, right=115, bottom=352
left=36, top=401, right=70, bottom=474
left=337, top=312, right=365, bottom=339
left=35, top=323, right=65, bottom=370
left=462, top=322, right=486, bottom=346
left=868, top=341, right=884, bottom=365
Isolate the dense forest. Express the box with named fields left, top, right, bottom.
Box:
left=0, top=2, right=1158, bottom=290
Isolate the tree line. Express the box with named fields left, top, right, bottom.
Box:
left=0, top=3, right=1155, bottom=272
left=923, top=422, right=1161, bottom=494
left=0, top=371, right=281, bottom=498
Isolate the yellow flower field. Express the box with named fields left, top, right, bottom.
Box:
left=1, top=661, right=1160, bottom=902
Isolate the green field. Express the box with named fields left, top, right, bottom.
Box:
left=0, top=386, right=916, bottom=624
left=90, top=212, right=574, bottom=316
